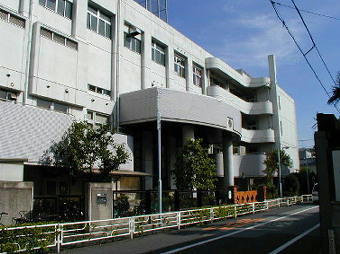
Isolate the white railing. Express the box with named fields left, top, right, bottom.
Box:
left=0, top=195, right=312, bottom=253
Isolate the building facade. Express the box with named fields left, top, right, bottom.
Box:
left=0, top=0, right=299, bottom=193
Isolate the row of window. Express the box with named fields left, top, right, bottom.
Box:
left=88, top=84, right=111, bottom=96
left=37, top=98, right=69, bottom=113
left=0, top=8, right=25, bottom=28
left=39, top=0, right=73, bottom=19
left=40, top=27, right=78, bottom=50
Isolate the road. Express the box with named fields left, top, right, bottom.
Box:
left=63, top=204, right=320, bottom=254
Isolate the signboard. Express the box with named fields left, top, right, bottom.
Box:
left=332, top=150, right=340, bottom=201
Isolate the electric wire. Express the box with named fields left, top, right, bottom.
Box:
left=272, top=1, right=340, bottom=21
left=290, top=0, right=337, bottom=86
left=269, top=0, right=340, bottom=114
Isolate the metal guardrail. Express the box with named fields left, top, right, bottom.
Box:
left=0, top=195, right=312, bottom=253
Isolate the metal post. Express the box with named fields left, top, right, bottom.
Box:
left=278, top=148, right=283, bottom=198
left=157, top=112, right=162, bottom=214
left=177, top=212, right=181, bottom=230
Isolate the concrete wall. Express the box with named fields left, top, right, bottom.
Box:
left=0, top=163, right=24, bottom=181
left=0, top=181, right=33, bottom=225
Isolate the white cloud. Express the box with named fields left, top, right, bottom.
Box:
left=215, top=13, right=306, bottom=70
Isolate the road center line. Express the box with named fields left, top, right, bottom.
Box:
left=268, top=223, right=320, bottom=254
left=161, top=206, right=318, bottom=254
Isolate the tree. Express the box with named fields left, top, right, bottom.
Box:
left=263, top=149, right=293, bottom=184
left=327, top=72, right=340, bottom=106
left=174, top=139, right=217, bottom=191
left=43, top=121, right=129, bottom=176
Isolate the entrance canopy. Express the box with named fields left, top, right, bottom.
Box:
left=120, top=87, right=242, bottom=137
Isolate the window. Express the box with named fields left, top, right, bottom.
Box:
left=86, top=110, right=109, bottom=129
left=0, top=89, right=17, bottom=102
left=152, top=41, right=166, bottom=66
left=193, top=64, right=203, bottom=87
left=88, top=84, right=111, bottom=96
left=40, top=27, right=78, bottom=50
left=37, top=99, right=52, bottom=110
left=87, top=5, right=111, bottom=39
left=0, top=8, right=25, bottom=28
left=37, top=99, right=69, bottom=113
left=174, top=53, right=186, bottom=78
left=54, top=102, right=68, bottom=113
left=39, top=0, right=73, bottom=19
left=124, top=32, right=141, bottom=54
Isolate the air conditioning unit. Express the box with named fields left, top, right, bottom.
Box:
left=8, top=92, right=17, bottom=100
left=226, top=117, right=234, bottom=130
left=128, top=27, right=141, bottom=37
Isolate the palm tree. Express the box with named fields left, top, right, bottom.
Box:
left=328, top=72, right=340, bottom=105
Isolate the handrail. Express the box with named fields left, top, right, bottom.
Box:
left=0, top=195, right=313, bottom=253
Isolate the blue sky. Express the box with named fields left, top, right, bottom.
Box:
left=167, top=0, right=340, bottom=148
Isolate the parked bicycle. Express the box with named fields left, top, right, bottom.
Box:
left=0, top=212, right=8, bottom=226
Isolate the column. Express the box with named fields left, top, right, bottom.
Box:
left=223, top=134, right=234, bottom=188
left=142, top=131, right=154, bottom=190
left=215, top=151, right=224, bottom=177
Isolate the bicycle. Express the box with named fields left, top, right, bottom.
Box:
left=0, top=212, right=8, bottom=226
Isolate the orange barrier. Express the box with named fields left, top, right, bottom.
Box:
left=235, top=190, right=258, bottom=204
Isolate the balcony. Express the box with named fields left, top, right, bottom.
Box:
left=206, top=57, right=270, bottom=88
left=241, top=128, right=275, bottom=143
left=207, top=85, right=273, bottom=115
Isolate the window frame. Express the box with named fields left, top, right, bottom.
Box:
left=193, top=64, right=203, bottom=87
left=40, top=27, right=78, bottom=50
left=86, top=110, right=110, bottom=129
left=39, top=0, right=73, bottom=20
left=174, top=53, right=186, bottom=78
left=152, top=41, right=166, bottom=66
left=124, top=32, right=142, bottom=54
left=0, top=8, right=25, bottom=28
left=87, top=5, right=112, bottom=39
left=88, top=84, right=111, bottom=97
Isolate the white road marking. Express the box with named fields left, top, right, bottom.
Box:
left=269, top=223, right=320, bottom=254
left=161, top=206, right=318, bottom=254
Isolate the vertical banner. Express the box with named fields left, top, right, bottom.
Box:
left=332, top=150, right=340, bottom=201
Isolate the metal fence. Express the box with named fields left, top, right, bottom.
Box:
left=0, top=195, right=312, bottom=253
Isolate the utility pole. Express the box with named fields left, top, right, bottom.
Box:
left=157, top=111, right=162, bottom=213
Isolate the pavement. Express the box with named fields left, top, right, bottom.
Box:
left=61, top=204, right=320, bottom=254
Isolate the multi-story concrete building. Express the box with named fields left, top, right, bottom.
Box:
left=0, top=0, right=299, bottom=204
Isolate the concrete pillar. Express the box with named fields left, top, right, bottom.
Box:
left=182, top=125, right=194, bottom=145
left=215, top=151, right=224, bottom=177
left=223, top=134, right=234, bottom=188
left=87, top=183, right=113, bottom=221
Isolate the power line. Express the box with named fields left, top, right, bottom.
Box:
left=272, top=1, right=340, bottom=22
left=269, top=0, right=340, bottom=114
left=290, top=0, right=337, bottom=86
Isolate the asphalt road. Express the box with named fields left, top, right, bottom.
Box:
left=63, top=204, right=320, bottom=254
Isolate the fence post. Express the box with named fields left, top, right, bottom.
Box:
left=234, top=205, right=237, bottom=218
left=129, top=217, right=135, bottom=239
left=56, top=224, right=62, bottom=253
left=177, top=212, right=181, bottom=230
left=210, top=207, right=214, bottom=221
left=252, top=203, right=255, bottom=214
